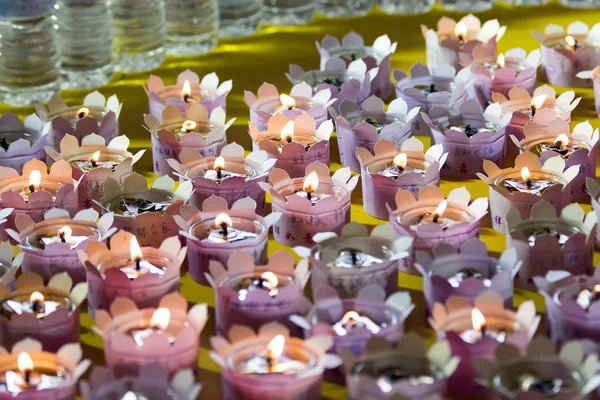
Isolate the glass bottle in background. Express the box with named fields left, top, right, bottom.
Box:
left=54, top=0, right=113, bottom=89
left=559, top=0, right=600, bottom=7
left=0, top=0, right=60, bottom=106
left=109, top=0, right=165, bottom=72
left=219, top=0, right=262, bottom=38
left=262, top=0, right=316, bottom=25
left=377, top=0, right=435, bottom=14
left=165, top=0, right=218, bottom=55
left=318, top=0, right=373, bottom=17
left=437, top=0, right=494, bottom=11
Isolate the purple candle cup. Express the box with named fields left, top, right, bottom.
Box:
left=331, top=95, right=420, bottom=172
left=356, top=137, right=447, bottom=220
left=0, top=113, right=47, bottom=174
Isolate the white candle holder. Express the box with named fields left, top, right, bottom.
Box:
left=78, top=230, right=185, bottom=318
left=331, top=95, right=421, bottom=172
left=80, top=365, right=201, bottom=400
left=175, top=196, right=280, bottom=286
left=316, top=33, right=396, bottom=100
left=35, top=91, right=122, bottom=152
left=430, top=291, right=539, bottom=398
left=210, top=322, right=342, bottom=400
left=244, top=82, right=335, bottom=132
left=0, top=159, right=81, bottom=235
left=415, top=239, right=520, bottom=311
left=577, top=65, right=600, bottom=117
left=286, top=58, right=375, bottom=110
left=144, top=104, right=233, bottom=178
left=249, top=114, right=333, bottom=179
left=421, top=14, right=506, bottom=70
left=206, top=249, right=310, bottom=337
left=260, top=162, right=358, bottom=247
left=144, top=69, right=233, bottom=118
left=507, top=201, right=597, bottom=291
left=477, top=151, right=579, bottom=233
left=463, top=47, right=541, bottom=110
left=168, top=142, right=276, bottom=216
left=46, top=133, right=145, bottom=210
left=356, top=138, right=447, bottom=219
left=426, top=100, right=512, bottom=179
left=475, top=336, right=600, bottom=399
left=0, top=113, right=47, bottom=174
left=393, top=63, right=471, bottom=114
left=0, top=338, right=90, bottom=400
left=294, top=222, right=413, bottom=298
left=339, top=333, right=459, bottom=400
left=99, top=173, right=193, bottom=248
left=6, top=208, right=116, bottom=284
left=93, top=292, right=207, bottom=377
left=511, top=120, right=598, bottom=202
left=532, top=21, right=600, bottom=88
left=389, top=186, right=489, bottom=262
left=0, top=272, right=87, bottom=352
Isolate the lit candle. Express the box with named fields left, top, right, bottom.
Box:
left=565, top=35, right=580, bottom=51
left=35, top=225, right=88, bottom=250
left=268, top=121, right=319, bottom=151
left=275, top=94, right=296, bottom=114
left=71, top=150, right=122, bottom=173
left=528, top=95, right=548, bottom=118
left=527, top=133, right=589, bottom=159
left=203, top=156, right=247, bottom=183
left=378, top=153, right=426, bottom=179
left=238, top=335, right=308, bottom=375
left=458, top=308, right=509, bottom=343
left=332, top=311, right=382, bottom=336
left=126, top=307, right=184, bottom=347
left=203, top=213, right=258, bottom=244
left=0, top=352, right=69, bottom=394
left=117, top=236, right=166, bottom=280
left=483, top=54, right=506, bottom=76
left=410, top=200, right=462, bottom=230
left=233, top=271, right=281, bottom=301
left=181, top=80, right=201, bottom=104
left=24, top=170, right=41, bottom=200
left=455, top=21, right=467, bottom=45
left=575, top=284, right=600, bottom=311
left=1, top=291, right=74, bottom=320
left=295, top=172, right=328, bottom=205
left=501, top=167, right=560, bottom=195
left=331, top=247, right=387, bottom=269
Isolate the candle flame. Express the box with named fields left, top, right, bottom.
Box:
left=393, top=153, right=407, bottom=168
left=566, top=35, right=577, bottom=47
left=455, top=21, right=467, bottom=39
left=303, top=172, right=319, bottom=193
left=497, top=54, right=505, bottom=69
left=214, top=156, right=225, bottom=170
left=182, top=80, right=192, bottom=98
left=594, top=285, right=600, bottom=293
left=29, top=170, right=41, bottom=189
left=530, top=95, right=548, bottom=111
left=91, top=151, right=100, bottom=163
left=17, top=353, right=33, bottom=373
left=521, top=167, right=531, bottom=182
left=215, top=213, right=233, bottom=229
left=261, top=271, right=278, bottom=288
left=182, top=120, right=197, bottom=132
left=130, top=236, right=143, bottom=262
left=29, top=291, right=44, bottom=303
left=266, top=334, right=285, bottom=360
left=58, top=225, right=72, bottom=239
left=76, top=107, right=89, bottom=119
left=279, top=94, right=296, bottom=109
left=471, top=308, right=486, bottom=332
left=150, top=307, right=170, bottom=330
left=281, top=121, right=294, bottom=142
left=121, top=392, right=137, bottom=400
left=341, top=311, right=360, bottom=324
left=554, top=133, right=569, bottom=147
left=433, top=200, right=447, bottom=218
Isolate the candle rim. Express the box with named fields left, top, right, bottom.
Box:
left=47, top=104, right=108, bottom=120
left=23, top=222, right=101, bottom=250
left=1, top=290, right=77, bottom=315
left=365, top=155, right=431, bottom=176
left=306, top=299, right=401, bottom=329
left=218, top=270, right=297, bottom=289
left=189, top=216, right=265, bottom=241
left=182, top=159, right=256, bottom=180
left=491, top=365, right=583, bottom=397
left=96, top=253, right=172, bottom=276
left=396, top=203, right=476, bottom=225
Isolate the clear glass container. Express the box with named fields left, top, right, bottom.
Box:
left=54, top=0, right=114, bottom=89
left=165, top=0, right=218, bottom=56
left=318, top=0, right=373, bottom=18
left=377, top=0, right=435, bottom=14
left=219, top=0, right=262, bottom=38
left=262, top=0, right=316, bottom=26
left=109, top=0, right=166, bottom=72
left=437, top=0, right=495, bottom=11
left=559, top=0, right=600, bottom=7
left=0, top=2, right=60, bottom=106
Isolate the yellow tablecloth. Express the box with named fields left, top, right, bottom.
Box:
left=3, top=2, right=600, bottom=398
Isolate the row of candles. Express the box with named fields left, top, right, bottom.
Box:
left=2, top=14, right=600, bottom=400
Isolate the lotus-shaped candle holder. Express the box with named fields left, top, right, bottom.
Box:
left=168, top=142, right=276, bottom=215
left=0, top=112, right=47, bottom=173
left=356, top=137, right=447, bottom=219
left=0, top=240, right=21, bottom=291
left=331, top=95, right=421, bottom=172
left=260, top=162, right=358, bottom=247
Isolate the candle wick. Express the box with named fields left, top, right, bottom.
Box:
left=91, top=160, right=97, bottom=168
left=306, top=191, right=312, bottom=201
left=574, top=39, right=579, bottom=50
left=526, top=179, right=533, bottom=188
left=28, top=184, right=35, bottom=193
left=0, top=138, right=8, bottom=151
left=350, top=53, right=357, bottom=61
left=31, top=300, right=40, bottom=313
left=216, top=167, right=222, bottom=180
left=183, top=94, right=190, bottom=103
left=481, top=324, right=487, bottom=338
left=78, top=112, right=85, bottom=119
left=531, top=106, right=536, bottom=117
left=24, top=369, right=31, bottom=384
left=221, top=222, right=228, bottom=237
left=135, top=258, right=141, bottom=271
left=59, top=232, right=66, bottom=243
left=432, top=213, right=440, bottom=223
left=286, top=135, right=292, bottom=144
left=458, top=35, right=464, bottom=44
left=350, top=250, right=358, bottom=265
left=429, top=83, right=436, bottom=93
